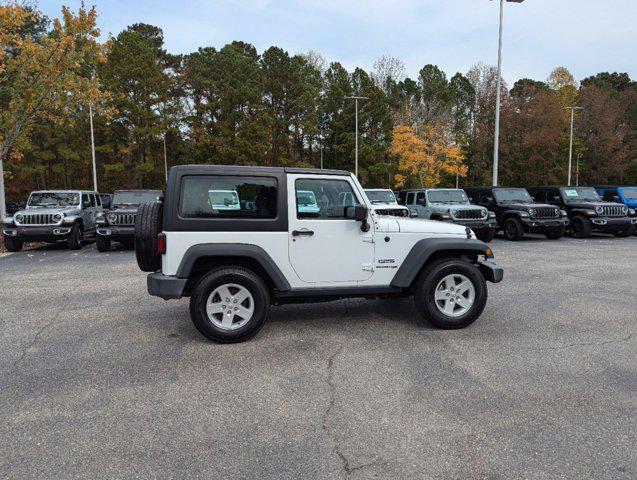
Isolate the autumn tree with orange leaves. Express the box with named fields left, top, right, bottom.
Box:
left=0, top=1, right=106, bottom=217
left=391, top=122, right=466, bottom=189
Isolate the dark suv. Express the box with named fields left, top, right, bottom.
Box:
left=464, top=187, right=569, bottom=241
left=95, top=189, right=163, bottom=251
left=528, top=186, right=636, bottom=238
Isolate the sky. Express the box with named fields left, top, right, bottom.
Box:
left=40, top=0, right=637, bottom=85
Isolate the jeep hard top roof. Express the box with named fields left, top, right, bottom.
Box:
left=30, top=189, right=99, bottom=194
left=114, top=189, right=163, bottom=193
left=170, top=164, right=350, bottom=177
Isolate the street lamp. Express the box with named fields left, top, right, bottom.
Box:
left=344, top=96, right=369, bottom=177
left=563, top=106, right=583, bottom=186
left=491, top=0, right=525, bottom=186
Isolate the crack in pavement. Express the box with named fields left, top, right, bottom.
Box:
left=8, top=295, right=68, bottom=377
left=321, top=300, right=381, bottom=478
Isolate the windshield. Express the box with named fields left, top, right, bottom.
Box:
left=297, top=191, right=317, bottom=205
left=113, top=191, right=161, bottom=206
left=493, top=188, right=533, bottom=203
left=561, top=187, right=601, bottom=202
left=209, top=190, right=239, bottom=206
left=365, top=190, right=396, bottom=204
left=427, top=190, right=469, bottom=204
left=621, top=188, right=637, bottom=200
left=28, top=192, right=79, bottom=207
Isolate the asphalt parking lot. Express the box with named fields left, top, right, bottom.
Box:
left=1, top=235, right=636, bottom=479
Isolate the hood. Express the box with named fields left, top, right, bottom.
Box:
left=18, top=206, right=80, bottom=216
left=565, top=201, right=623, bottom=209
left=107, top=206, right=139, bottom=214
left=376, top=217, right=468, bottom=236
left=498, top=202, right=553, bottom=211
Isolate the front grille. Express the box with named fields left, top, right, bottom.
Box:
left=18, top=213, right=59, bottom=225
left=600, top=205, right=625, bottom=217
left=454, top=209, right=484, bottom=220
left=375, top=208, right=408, bottom=217
left=111, top=213, right=136, bottom=225
left=532, top=207, right=559, bottom=219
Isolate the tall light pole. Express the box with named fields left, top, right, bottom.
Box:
left=163, top=133, right=168, bottom=183
left=0, top=156, right=6, bottom=220
left=345, top=96, right=368, bottom=177
left=492, top=0, right=525, bottom=186
left=89, top=104, right=98, bottom=191
left=563, top=106, right=583, bottom=186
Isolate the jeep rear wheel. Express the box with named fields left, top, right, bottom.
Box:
left=67, top=224, right=84, bottom=250
left=503, top=217, right=524, bottom=241
left=474, top=228, right=496, bottom=242
left=614, top=224, right=636, bottom=237
left=4, top=236, right=23, bottom=252
left=96, top=235, right=111, bottom=252
left=569, top=216, right=591, bottom=239
left=190, top=267, right=270, bottom=343
left=135, top=202, right=163, bottom=272
left=413, top=259, right=487, bottom=329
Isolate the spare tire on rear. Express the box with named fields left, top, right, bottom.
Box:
left=135, top=202, right=163, bottom=272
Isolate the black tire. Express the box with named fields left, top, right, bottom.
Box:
left=413, top=259, right=487, bottom=329
left=544, top=226, right=565, bottom=240
left=4, top=236, right=23, bottom=252
left=96, top=235, right=111, bottom=252
left=569, top=216, right=591, bottom=239
left=67, top=224, right=84, bottom=250
left=503, top=217, right=524, bottom=241
left=475, top=228, right=496, bottom=242
left=189, top=267, right=270, bottom=343
left=614, top=224, right=636, bottom=237
left=135, top=202, right=163, bottom=272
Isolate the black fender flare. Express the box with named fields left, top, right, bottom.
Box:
left=176, top=243, right=291, bottom=291
left=390, top=238, right=494, bottom=288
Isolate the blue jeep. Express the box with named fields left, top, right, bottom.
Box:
left=596, top=186, right=637, bottom=235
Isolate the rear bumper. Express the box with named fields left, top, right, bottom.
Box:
left=147, top=273, right=187, bottom=300
left=477, top=260, right=504, bottom=283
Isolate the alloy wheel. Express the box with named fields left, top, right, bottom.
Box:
left=206, top=283, right=255, bottom=330
left=434, top=274, right=475, bottom=317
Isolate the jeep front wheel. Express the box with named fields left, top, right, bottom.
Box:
left=190, top=267, right=270, bottom=343
left=4, top=236, right=23, bottom=252
left=96, top=235, right=111, bottom=252
left=413, top=259, right=487, bottom=329
left=569, top=216, right=591, bottom=239
left=67, top=224, right=84, bottom=250
left=474, top=228, right=496, bottom=242
left=544, top=226, right=565, bottom=240
left=503, top=217, right=524, bottom=241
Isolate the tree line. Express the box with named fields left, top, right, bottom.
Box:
left=2, top=3, right=636, bottom=207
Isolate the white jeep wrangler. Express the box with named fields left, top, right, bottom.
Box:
left=135, top=165, right=503, bottom=343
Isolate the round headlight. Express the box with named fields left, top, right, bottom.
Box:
left=107, top=213, right=117, bottom=223
left=52, top=214, right=62, bottom=222
left=528, top=208, right=535, bottom=216
left=621, top=206, right=628, bottom=214
left=595, top=206, right=604, bottom=214
left=15, top=214, right=24, bottom=223
left=481, top=209, right=487, bottom=217
left=452, top=210, right=458, bottom=216
left=554, top=208, right=559, bottom=215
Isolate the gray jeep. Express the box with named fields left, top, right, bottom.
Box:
left=2, top=190, right=103, bottom=251
left=398, top=188, right=498, bottom=242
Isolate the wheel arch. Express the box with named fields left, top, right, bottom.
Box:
left=390, top=238, right=494, bottom=289
left=178, top=243, right=291, bottom=296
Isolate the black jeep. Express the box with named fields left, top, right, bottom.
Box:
left=96, top=189, right=162, bottom=252
left=464, top=187, right=569, bottom=241
left=528, top=186, right=636, bottom=238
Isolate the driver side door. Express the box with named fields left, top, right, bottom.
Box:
left=287, top=175, right=374, bottom=285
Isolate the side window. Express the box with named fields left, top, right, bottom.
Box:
left=95, top=194, right=102, bottom=207
left=179, top=176, right=278, bottom=219
left=81, top=194, right=91, bottom=209
left=295, top=178, right=359, bottom=219
left=416, top=192, right=426, bottom=206
left=90, top=194, right=97, bottom=207
left=479, top=193, right=492, bottom=205
left=406, top=192, right=415, bottom=206
left=531, top=190, right=544, bottom=202
left=602, top=190, right=616, bottom=202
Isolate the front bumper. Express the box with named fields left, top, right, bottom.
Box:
left=456, top=219, right=498, bottom=231
left=147, top=273, right=187, bottom=300
left=588, top=216, right=635, bottom=232
left=477, top=260, right=504, bottom=283
left=97, top=225, right=135, bottom=240
left=2, top=225, right=72, bottom=242
left=520, top=217, right=569, bottom=232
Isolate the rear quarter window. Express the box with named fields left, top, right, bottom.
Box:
left=179, top=176, right=278, bottom=219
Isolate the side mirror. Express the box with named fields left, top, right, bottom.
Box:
left=410, top=210, right=418, bottom=218
left=485, top=197, right=494, bottom=203
left=612, top=195, right=621, bottom=203
left=346, top=204, right=368, bottom=221
left=552, top=195, right=561, bottom=203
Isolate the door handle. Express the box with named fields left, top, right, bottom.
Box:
left=292, top=229, right=314, bottom=237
